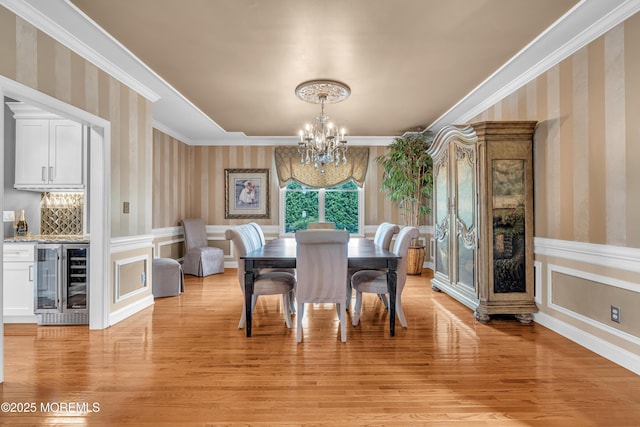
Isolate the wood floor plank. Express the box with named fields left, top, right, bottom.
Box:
left=2, top=268, right=640, bottom=426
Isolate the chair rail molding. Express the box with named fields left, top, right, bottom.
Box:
left=110, top=234, right=155, bottom=254
left=152, top=226, right=182, bottom=239
left=534, top=237, right=640, bottom=273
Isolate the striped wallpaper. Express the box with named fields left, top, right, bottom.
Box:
left=466, top=13, right=640, bottom=367
left=470, top=15, right=640, bottom=249
left=152, top=129, right=193, bottom=227
left=0, top=7, right=153, bottom=238
left=0, top=7, right=424, bottom=247
left=3, top=4, right=638, bottom=249
left=151, top=141, right=410, bottom=231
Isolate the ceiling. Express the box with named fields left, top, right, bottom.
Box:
left=12, top=0, right=626, bottom=144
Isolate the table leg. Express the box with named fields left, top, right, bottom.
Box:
left=244, top=260, right=256, bottom=338
left=387, top=259, right=398, bottom=337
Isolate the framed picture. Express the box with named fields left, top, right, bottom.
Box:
left=224, top=168, right=270, bottom=219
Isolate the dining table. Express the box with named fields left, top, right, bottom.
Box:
left=241, top=236, right=399, bottom=338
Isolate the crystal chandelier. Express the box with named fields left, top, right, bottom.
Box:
left=295, top=79, right=350, bottom=173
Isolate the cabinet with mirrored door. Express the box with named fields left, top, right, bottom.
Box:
left=427, top=121, right=537, bottom=323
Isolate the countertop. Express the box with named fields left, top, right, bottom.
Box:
left=4, top=234, right=90, bottom=244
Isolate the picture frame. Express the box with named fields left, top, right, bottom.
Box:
left=224, top=168, right=270, bottom=219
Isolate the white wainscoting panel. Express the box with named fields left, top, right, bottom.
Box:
left=534, top=237, right=640, bottom=375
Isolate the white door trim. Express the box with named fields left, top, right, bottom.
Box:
left=0, top=76, right=111, bottom=340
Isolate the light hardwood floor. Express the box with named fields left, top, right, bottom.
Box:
left=2, top=269, right=640, bottom=426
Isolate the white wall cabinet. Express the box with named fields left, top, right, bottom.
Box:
left=3, top=244, right=37, bottom=323
left=8, top=102, right=84, bottom=190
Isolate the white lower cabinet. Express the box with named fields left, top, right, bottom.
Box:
left=3, top=244, right=37, bottom=323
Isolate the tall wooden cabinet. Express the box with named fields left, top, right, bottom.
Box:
left=427, top=121, right=537, bottom=323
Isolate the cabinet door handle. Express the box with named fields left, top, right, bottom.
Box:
left=42, top=166, right=47, bottom=182
left=49, top=166, right=55, bottom=181
left=29, top=265, right=34, bottom=281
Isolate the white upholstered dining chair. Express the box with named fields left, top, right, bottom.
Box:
left=371, top=222, right=401, bottom=308
left=225, top=224, right=296, bottom=330
left=247, top=222, right=296, bottom=279
left=351, top=226, right=419, bottom=328
left=346, top=222, right=399, bottom=310
left=295, top=229, right=350, bottom=343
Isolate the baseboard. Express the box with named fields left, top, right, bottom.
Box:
left=534, top=311, right=640, bottom=375
left=109, top=295, right=154, bottom=326
left=3, top=314, right=38, bottom=324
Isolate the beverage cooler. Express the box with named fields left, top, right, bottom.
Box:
left=35, top=244, right=89, bottom=325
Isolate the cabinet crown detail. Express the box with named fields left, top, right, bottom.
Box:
left=7, top=102, right=65, bottom=119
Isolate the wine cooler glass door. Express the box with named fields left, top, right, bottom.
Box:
left=66, top=247, right=88, bottom=310
left=36, top=246, right=60, bottom=311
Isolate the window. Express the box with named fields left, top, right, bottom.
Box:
left=281, top=180, right=363, bottom=234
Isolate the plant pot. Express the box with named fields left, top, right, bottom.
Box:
left=406, top=245, right=425, bottom=275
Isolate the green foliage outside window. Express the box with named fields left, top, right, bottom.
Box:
left=284, top=180, right=359, bottom=233
left=325, top=181, right=358, bottom=233
left=284, top=181, right=319, bottom=232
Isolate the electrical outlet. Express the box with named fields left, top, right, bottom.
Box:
left=3, top=210, right=15, bottom=222
left=611, top=305, right=621, bottom=323
left=123, top=201, right=130, bottom=214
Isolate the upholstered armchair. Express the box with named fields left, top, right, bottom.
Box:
left=181, top=219, right=224, bottom=277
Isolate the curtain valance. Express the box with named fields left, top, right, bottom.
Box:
left=274, top=146, right=369, bottom=188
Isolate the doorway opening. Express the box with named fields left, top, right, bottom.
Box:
left=1, top=75, right=110, bottom=381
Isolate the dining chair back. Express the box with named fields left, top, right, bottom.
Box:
left=295, top=229, right=350, bottom=342
left=307, top=222, right=336, bottom=230
left=351, top=226, right=419, bottom=328
left=248, top=222, right=266, bottom=246
left=225, top=224, right=296, bottom=330
left=181, top=218, right=224, bottom=276
left=373, top=222, right=400, bottom=250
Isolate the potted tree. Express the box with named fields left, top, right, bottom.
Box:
left=376, top=132, right=433, bottom=275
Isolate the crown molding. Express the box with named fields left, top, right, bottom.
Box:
left=428, top=0, right=640, bottom=131
left=190, top=135, right=396, bottom=147
left=151, top=122, right=396, bottom=147
left=152, top=120, right=195, bottom=146
left=7, top=0, right=633, bottom=145
left=0, top=0, right=161, bottom=102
